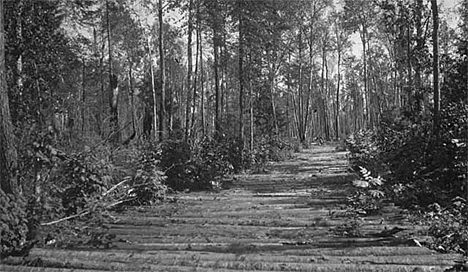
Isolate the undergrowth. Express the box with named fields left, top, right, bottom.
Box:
left=1, top=132, right=298, bottom=258
left=344, top=104, right=468, bottom=255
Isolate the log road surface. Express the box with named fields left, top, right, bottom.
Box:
left=1, top=145, right=461, bottom=271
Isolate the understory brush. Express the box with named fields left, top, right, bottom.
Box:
left=345, top=103, right=467, bottom=254
left=249, top=136, right=299, bottom=169
left=157, top=136, right=240, bottom=191
left=424, top=197, right=468, bottom=254
left=1, top=133, right=168, bottom=258
left=157, top=135, right=299, bottom=191
left=345, top=129, right=384, bottom=174
left=347, top=167, right=386, bottom=216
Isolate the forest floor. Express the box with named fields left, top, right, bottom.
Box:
left=1, top=145, right=462, bottom=271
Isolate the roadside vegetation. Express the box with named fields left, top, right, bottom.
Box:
left=0, top=1, right=466, bottom=269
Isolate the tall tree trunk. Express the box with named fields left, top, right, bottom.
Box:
left=185, top=0, right=194, bottom=141
left=238, top=0, right=244, bottom=147
left=297, top=28, right=305, bottom=143
left=93, top=27, right=102, bottom=137
left=269, top=64, right=279, bottom=137
left=98, top=37, right=105, bottom=137
left=0, top=0, right=18, bottom=195
left=15, top=0, right=23, bottom=95
left=414, top=0, right=423, bottom=112
left=213, top=34, right=220, bottom=135
left=200, top=31, right=205, bottom=138
left=123, top=62, right=136, bottom=145
left=81, top=57, right=86, bottom=136
left=431, top=0, right=440, bottom=136
left=191, top=0, right=200, bottom=136
left=107, top=0, right=119, bottom=144
left=320, top=41, right=328, bottom=139
left=248, top=51, right=254, bottom=151
left=406, top=23, right=413, bottom=109
left=335, top=49, right=341, bottom=140
left=147, top=37, right=157, bottom=141
left=324, top=52, right=330, bottom=140
left=158, top=0, right=166, bottom=141
left=360, top=25, right=368, bottom=127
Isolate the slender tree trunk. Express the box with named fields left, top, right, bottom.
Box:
left=414, top=0, right=423, bottom=112
left=123, top=62, right=136, bottom=145
left=336, top=51, right=341, bottom=140
left=304, top=47, right=313, bottom=142
left=213, top=33, right=220, bottom=134
left=238, top=0, right=245, bottom=146
left=158, top=0, right=166, bottom=141
left=297, top=28, right=305, bottom=143
left=320, top=42, right=328, bottom=139
left=147, top=37, right=157, bottom=141
left=0, top=0, right=18, bottom=195
left=81, top=57, right=86, bottom=136
left=98, top=39, right=105, bottom=137
left=406, top=23, right=413, bottom=109
left=359, top=26, right=368, bottom=127
left=324, top=52, right=330, bottom=140
left=431, top=0, right=440, bottom=135
left=191, top=0, right=200, bottom=136
left=185, top=0, right=194, bottom=141
left=269, top=66, right=279, bottom=137
left=200, top=32, right=205, bottom=138
left=247, top=50, right=254, bottom=151
left=15, top=0, right=23, bottom=94
left=249, top=79, right=254, bottom=150
left=92, top=27, right=102, bottom=137
left=107, top=0, right=119, bottom=144
left=129, top=63, right=135, bottom=136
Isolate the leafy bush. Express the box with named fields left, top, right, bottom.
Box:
left=1, top=137, right=169, bottom=254
left=347, top=167, right=386, bottom=216
left=156, top=134, right=299, bottom=192
left=157, top=139, right=199, bottom=191
left=196, top=136, right=236, bottom=180
left=376, top=105, right=467, bottom=207
left=345, top=102, right=467, bottom=257
left=157, top=137, right=239, bottom=191
left=120, top=145, right=167, bottom=206
left=425, top=197, right=468, bottom=255
left=54, top=155, right=107, bottom=216
left=250, top=136, right=297, bottom=168
left=0, top=191, right=29, bottom=258
left=345, top=129, right=384, bottom=174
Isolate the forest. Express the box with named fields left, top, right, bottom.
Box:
left=0, top=0, right=467, bottom=266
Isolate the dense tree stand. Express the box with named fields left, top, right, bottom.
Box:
left=1, top=145, right=461, bottom=271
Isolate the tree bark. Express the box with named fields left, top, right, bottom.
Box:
left=213, top=31, right=220, bottom=135
left=358, top=23, right=366, bottom=126
left=147, top=37, right=157, bottom=141
left=297, top=28, right=305, bottom=143
left=15, top=0, right=23, bottom=95
left=336, top=49, right=341, bottom=140
left=81, top=57, right=86, bottom=136
left=431, top=0, right=440, bottom=136
left=158, top=0, right=166, bottom=141
left=191, top=0, right=201, bottom=137
left=98, top=33, right=105, bottom=137
left=123, top=62, right=136, bottom=145
left=106, top=0, right=120, bottom=144
left=414, top=0, right=423, bottom=112
left=0, top=0, right=19, bottom=195
left=406, top=22, right=413, bottom=109
left=185, top=0, right=194, bottom=141
left=238, top=0, right=245, bottom=147
left=200, top=28, right=205, bottom=138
